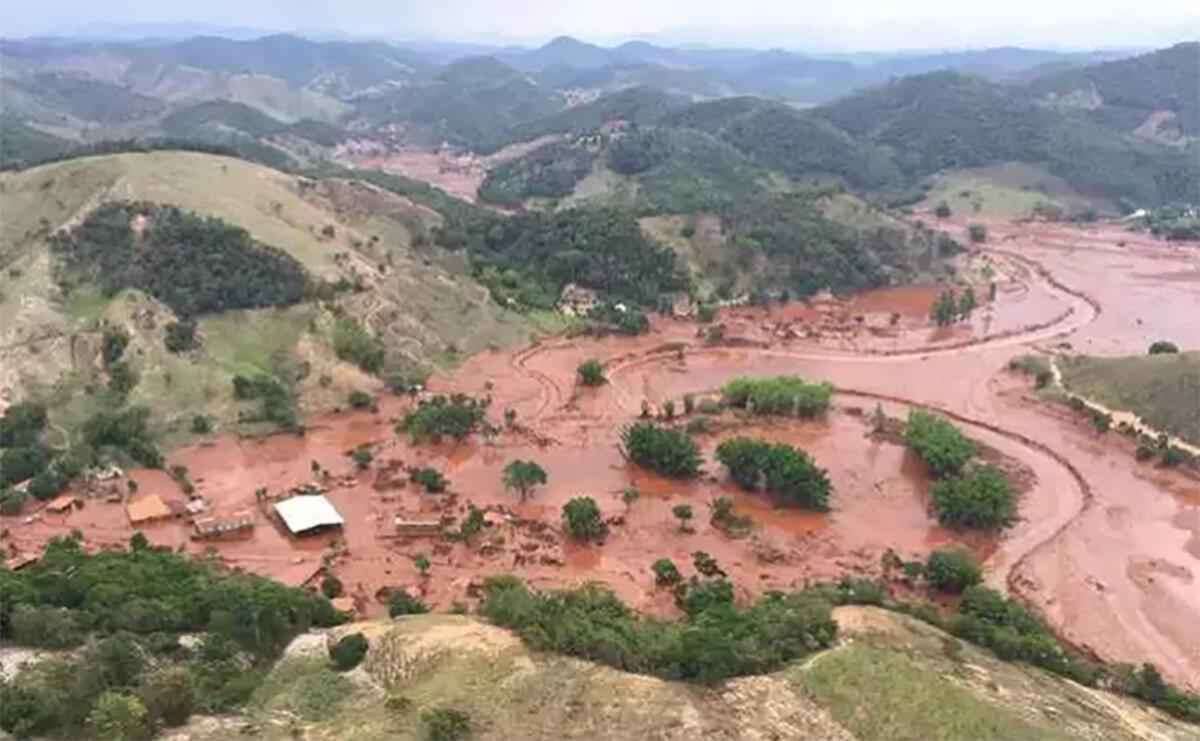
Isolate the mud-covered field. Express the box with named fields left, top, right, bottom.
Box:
left=6, top=217, right=1199, bottom=689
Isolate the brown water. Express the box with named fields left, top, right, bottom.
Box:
left=6, top=216, right=1200, bottom=688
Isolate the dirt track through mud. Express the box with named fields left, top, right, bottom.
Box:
left=6, top=217, right=1199, bottom=689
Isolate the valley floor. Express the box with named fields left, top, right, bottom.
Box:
left=5, top=216, right=1200, bottom=692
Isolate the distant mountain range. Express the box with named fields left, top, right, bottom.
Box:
left=1, top=32, right=1196, bottom=208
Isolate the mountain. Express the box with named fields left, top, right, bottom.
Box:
left=1029, top=42, right=1200, bottom=139
left=509, top=35, right=616, bottom=70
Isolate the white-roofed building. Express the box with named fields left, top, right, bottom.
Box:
left=273, top=495, right=344, bottom=535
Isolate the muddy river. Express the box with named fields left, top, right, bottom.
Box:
left=5, top=217, right=1199, bottom=689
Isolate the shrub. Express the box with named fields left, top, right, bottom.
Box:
left=388, top=592, right=429, bottom=617
left=904, top=410, right=976, bottom=478
left=577, top=359, right=606, bottom=386
left=348, top=390, right=374, bottom=410
left=502, top=460, right=547, bottom=502
left=138, top=667, right=194, bottom=727
left=332, top=317, right=385, bottom=375
left=935, top=201, right=952, bottom=218
left=925, top=549, right=983, bottom=593
left=0, top=488, right=27, bottom=515
left=931, top=466, right=1017, bottom=530
left=88, top=691, right=152, bottom=741
left=321, top=575, right=344, bottom=599
left=0, top=401, right=48, bottom=447
left=968, top=223, right=988, bottom=243
left=720, top=376, right=832, bottom=417
left=411, top=467, right=448, bottom=493
left=1148, top=341, right=1179, bottom=355
left=672, top=503, right=695, bottom=532
left=651, top=558, right=682, bottom=586
left=329, top=633, right=369, bottom=671
left=696, top=304, right=716, bottom=323
left=190, top=415, right=212, bottom=434
left=400, top=394, right=487, bottom=443
left=478, top=577, right=837, bottom=684
left=620, top=422, right=702, bottom=478
left=563, top=497, right=608, bottom=541
left=422, top=707, right=472, bottom=741
left=693, top=551, right=724, bottom=578
left=350, top=447, right=374, bottom=470
left=163, top=321, right=198, bottom=353
left=102, top=327, right=131, bottom=366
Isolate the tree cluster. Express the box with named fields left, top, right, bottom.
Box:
left=400, top=394, right=488, bottom=444
left=51, top=202, right=309, bottom=319
left=904, top=410, right=976, bottom=478
left=721, top=376, right=833, bottom=417
left=715, top=437, right=832, bottom=511
left=619, top=422, right=702, bottom=479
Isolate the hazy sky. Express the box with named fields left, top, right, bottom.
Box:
left=10, top=0, right=1200, bottom=51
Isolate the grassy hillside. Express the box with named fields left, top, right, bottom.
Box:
left=1060, top=352, right=1200, bottom=445
left=0, top=116, right=73, bottom=168
left=180, top=609, right=1195, bottom=741
left=0, top=151, right=539, bottom=442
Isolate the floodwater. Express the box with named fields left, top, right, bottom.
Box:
left=5, top=215, right=1200, bottom=689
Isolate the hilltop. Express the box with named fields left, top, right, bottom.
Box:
left=187, top=609, right=1197, bottom=740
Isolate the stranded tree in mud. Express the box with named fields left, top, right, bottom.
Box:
left=619, top=422, right=702, bottom=478
left=503, top=460, right=548, bottom=502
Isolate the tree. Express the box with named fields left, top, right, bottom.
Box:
left=652, top=558, right=682, bottom=586
left=329, top=632, right=369, bottom=671
left=88, top=692, right=151, bottom=741
left=692, top=551, right=724, bottom=577
left=577, top=359, right=606, bottom=387
left=414, top=554, right=431, bottom=577
left=958, top=285, right=977, bottom=319
left=930, top=465, right=1016, bottom=530
left=388, top=591, right=429, bottom=617
left=190, top=415, right=212, bottom=434
left=400, top=394, right=487, bottom=443
left=925, top=549, right=983, bottom=593
left=321, top=575, right=344, bottom=599
left=350, top=447, right=373, bottom=470
left=503, top=460, right=547, bottom=502
left=931, top=289, right=958, bottom=326
left=137, top=667, right=194, bottom=727
left=716, top=437, right=831, bottom=511
left=458, top=505, right=485, bottom=542
left=968, top=223, right=988, bottom=243
left=411, top=467, right=448, bottom=493
left=563, top=497, right=608, bottom=541
left=715, top=437, right=770, bottom=489
left=905, top=410, right=976, bottom=478
left=163, top=321, right=198, bottom=353
left=935, top=201, right=952, bottom=218
left=348, top=390, right=374, bottom=410
left=672, top=504, right=695, bottom=533
left=1148, top=341, right=1179, bottom=355
left=620, top=422, right=702, bottom=479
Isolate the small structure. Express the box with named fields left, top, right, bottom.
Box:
left=394, top=516, right=442, bottom=537
left=557, top=283, right=599, bottom=317
left=44, top=495, right=80, bottom=514
left=127, top=494, right=172, bottom=525
left=193, top=511, right=255, bottom=540
left=185, top=498, right=209, bottom=517
left=274, top=495, right=344, bottom=536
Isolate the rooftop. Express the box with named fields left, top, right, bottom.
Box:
left=274, top=494, right=344, bottom=534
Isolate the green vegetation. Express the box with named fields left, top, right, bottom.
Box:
left=329, top=633, right=368, bottom=672
left=332, top=317, right=386, bottom=376
left=479, top=576, right=837, bottom=683
left=0, top=115, right=72, bottom=168
left=388, top=592, right=430, bottom=617
left=904, top=410, right=977, bottom=478
left=400, top=395, right=489, bottom=443
left=163, top=320, right=198, bottom=354
left=651, top=558, right=682, bottom=586
left=470, top=207, right=685, bottom=309
left=968, top=224, right=988, bottom=243
left=672, top=504, right=695, bottom=532
left=479, top=140, right=595, bottom=206
left=0, top=535, right=342, bottom=738
left=1140, top=205, right=1200, bottom=241
left=502, top=460, right=548, bottom=502
left=562, top=497, right=608, bottom=541
left=720, top=376, right=833, bottom=417
left=51, top=202, right=309, bottom=318
left=1149, top=340, right=1180, bottom=355
left=422, top=706, right=473, bottom=741
left=715, top=437, right=833, bottom=511
left=924, top=549, right=983, bottom=593
left=931, top=466, right=1017, bottom=529
left=619, top=422, right=702, bottom=478
left=347, top=390, right=374, bottom=410
left=1059, top=352, right=1200, bottom=446
left=233, top=373, right=300, bottom=431
left=576, top=359, right=606, bottom=386
left=411, top=468, right=448, bottom=494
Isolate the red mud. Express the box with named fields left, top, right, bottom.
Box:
left=5, top=215, right=1200, bottom=689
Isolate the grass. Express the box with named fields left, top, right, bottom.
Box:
left=250, top=657, right=356, bottom=722
left=919, top=163, right=1109, bottom=219
left=1060, top=352, right=1200, bottom=445
left=794, top=642, right=1070, bottom=741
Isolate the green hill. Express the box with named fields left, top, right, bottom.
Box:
left=0, top=116, right=73, bottom=167
left=1030, top=43, right=1200, bottom=137
left=0, top=151, right=541, bottom=445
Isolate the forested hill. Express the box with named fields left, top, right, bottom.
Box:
left=1029, top=42, right=1200, bottom=137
